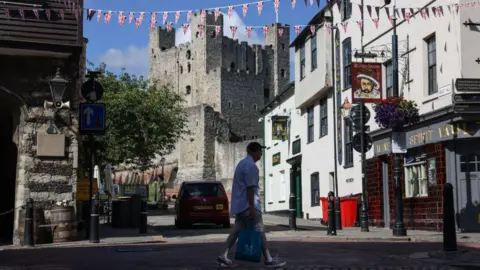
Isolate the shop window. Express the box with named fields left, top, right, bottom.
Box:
left=311, top=172, right=320, bottom=207
left=404, top=153, right=429, bottom=198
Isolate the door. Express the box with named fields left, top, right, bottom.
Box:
left=382, top=161, right=391, bottom=228
left=457, top=147, right=480, bottom=232
left=295, top=168, right=303, bottom=218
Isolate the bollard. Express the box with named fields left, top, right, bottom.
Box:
left=443, top=183, right=457, bottom=251
left=327, top=191, right=337, bottom=236
left=335, top=197, right=342, bottom=230
left=139, top=197, right=148, bottom=234
left=289, top=193, right=297, bottom=230
left=89, top=194, right=100, bottom=243
left=24, top=198, right=34, bottom=247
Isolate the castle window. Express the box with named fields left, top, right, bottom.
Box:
left=196, top=153, right=198, bottom=161
left=186, top=50, right=191, bottom=59
left=195, top=32, right=199, bottom=38
left=228, top=101, right=232, bottom=108
left=180, top=66, right=183, bottom=74
left=243, top=135, right=247, bottom=141
left=240, top=102, right=244, bottom=109
left=161, top=47, right=166, bottom=51
left=211, top=30, right=216, bottom=38
left=281, top=43, right=285, bottom=50
left=212, top=120, right=215, bottom=127
left=253, top=104, right=258, bottom=111
left=151, top=48, right=154, bottom=54
left=230, top=62, right=235, bottom=69
left=266, top=68, right=269, bottom=75
left=281, top=69, right=285, bottom=78
left=264, top=88, right=270, bottom=103
left=188, top=63, right=191, bottom=72
left=186, top=85, right=191, bottom=94
left=196, top=120, right=199, bottom=126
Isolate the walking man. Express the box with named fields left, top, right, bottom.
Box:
left=217, top=142, right=286, bottom=268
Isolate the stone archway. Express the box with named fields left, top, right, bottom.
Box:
left=0, top=86, right=27, bottom=245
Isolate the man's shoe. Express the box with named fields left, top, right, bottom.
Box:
left=264, top=256, right=286, bottom=268
left=217, top=255, right=233, bottom=266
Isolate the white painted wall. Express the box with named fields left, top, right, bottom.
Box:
left=291, top=0, right=480, bottom=219
left=263, top=94, right=296, bottom=212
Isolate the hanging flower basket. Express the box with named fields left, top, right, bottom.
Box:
left=372, top=97, right=420, bottom=129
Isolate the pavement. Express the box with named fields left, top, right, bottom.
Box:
left=1, top=209, right=480, bottom=269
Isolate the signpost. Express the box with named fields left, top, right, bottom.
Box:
left=453, top=78, right=480, bottom=114
left=79, top=71, right=105, bottom=243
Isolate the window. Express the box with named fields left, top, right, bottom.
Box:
left=240, top=102, right=244, bottom=109
left=230, top=62, right=235, bottom=69
left=185, top=85, right=191, bottom=95
left=427, top=35, right=437, bottom=95
left=281, top=69, right=285, bottom=78
left=180, top=66, right=183, bottom=74
left=404, top=154, right=428, bottom=198
left=319, top=98, right=328, bottom=137
left=253, top=104, right=258, bottom=111
left=342, top=38, right=352, bottom=89
left=300, top=45, right=306, bottom=79
left=385, top=60, right=393, bottom=98
left=310, top=173, right=320, bottom=207
left=243, top=135, right=247, bottom=140
left=266, top=68, right=269, bottom=75
left=228, top=101, right=232, bottom=108
left=188, top=63, right=191, bottom=72
left=186, top=50, right=191, bottom=59
left=264, top=88, right=270, bottom=103
left=311, top=35, right=317, bottom=71
left=341, top=0, right=352, bottom=21
left=307, top=106, right=314, bottom=143
left=344, top=119, right=354, bottom=167
left=183, top=183, right=226, bottom=198
left=280, top=170, right=286, bottom=201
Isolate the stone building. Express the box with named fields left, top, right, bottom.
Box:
left=148, top=11, right=290, bottom=191
left=0, top=1, right=83, bottom=245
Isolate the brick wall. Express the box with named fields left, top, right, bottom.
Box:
left=366, top=143, right=446, bottom=231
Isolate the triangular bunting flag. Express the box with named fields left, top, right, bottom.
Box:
left=183, top=23, right=189, bottom=35
left=215, top=25, right=221, bottom=37
left=274, top=0, right=280, bottom=14
left=163, top=12, right=168, bottom=25
left=278, top=27, right=284, bottom=37
left=187, top=10, right=192, bottom=22
left=246, top=26, right=252, bottom=38
left=291, top=0, right=296, bottom=9
left=243, top=4, right=248, bottom=17
left=129, top=12, right=134, bottom=24
left=228, top=6, right=233, bottom=18
left=33, top=9, right=39, bottom=20
left=294, top=25, right=301, bottom=36
left=341, top=22, right=347, bottom=33
left=231, top=26, right=237, bottom=38
left=258, top=2, right=264, bottom=16
left=97, top=10, right=102, bottom=22
left=373, top=18, right=379, bottom=29
left=357, top=20, right=363, bottom=31
left=45, top=8, right=51, bottom=20
left=166, top=22, right=173, bottom=32
left=263, top=25, right=268, bottom=38
left=310, top=25, right=316, bottom=35
left=175, top=11, right=180, bottom=24
left=214, top=8, right=220, bottom=21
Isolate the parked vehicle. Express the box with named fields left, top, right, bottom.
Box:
left=172, top=181, right=230, bottom=228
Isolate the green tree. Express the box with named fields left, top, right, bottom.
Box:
left=88, top=63, right=188, bottom=171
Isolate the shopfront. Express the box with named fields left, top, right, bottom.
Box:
left=367, top=113, right=480, bottom=232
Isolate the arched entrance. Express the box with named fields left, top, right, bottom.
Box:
left=0, top=87, right=23, bottom=245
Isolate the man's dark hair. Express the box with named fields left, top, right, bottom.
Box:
left=246, top=142, right=265, bottom=153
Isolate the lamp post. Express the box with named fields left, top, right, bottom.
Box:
left=46, top=68, right=69, bottom=134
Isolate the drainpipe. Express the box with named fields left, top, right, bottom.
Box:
left=259, top=116, right=266, bottom=213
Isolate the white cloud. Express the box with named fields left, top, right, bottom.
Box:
left=98, top=45, right=148, bottom=76
left=175, top=10, right=262, bottom=46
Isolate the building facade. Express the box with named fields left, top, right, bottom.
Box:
left=0, top=1, right=84, bottom=245
left=148, top=11, right=289, bottom=193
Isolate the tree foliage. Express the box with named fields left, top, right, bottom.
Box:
left=88, top=63, right=188, bottom=170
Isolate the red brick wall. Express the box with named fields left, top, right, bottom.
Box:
left=366, top=143, right=446, bottom=231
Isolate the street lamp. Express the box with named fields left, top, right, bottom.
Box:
left=45, top=68, right=70, bottom=134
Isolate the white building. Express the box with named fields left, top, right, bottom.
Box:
left=286, top=0, right=480, bottom=230
left=261, top=83, right=299, bottom=215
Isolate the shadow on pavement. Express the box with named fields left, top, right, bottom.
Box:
left=0, top=240, right=478, bottom=269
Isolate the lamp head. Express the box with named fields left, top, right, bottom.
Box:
left=340, top=98, right=353, bottom=118
left=49, top=68, right=68, bottom=102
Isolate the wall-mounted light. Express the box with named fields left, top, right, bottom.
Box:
left=476, top=57, right=480, bottom=64
left=340, top=97, right=353, bottom=118
left=44, top=68, right=70, bottom=134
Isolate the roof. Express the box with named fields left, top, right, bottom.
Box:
left=289, top=6, right=329, bottom=48
left=260, top=82, right=295, bottom=115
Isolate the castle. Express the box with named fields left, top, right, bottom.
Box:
left=148, top=11, right=290, bottom=191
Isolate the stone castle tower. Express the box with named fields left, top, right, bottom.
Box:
left=149, top=11, right=290, bottom=186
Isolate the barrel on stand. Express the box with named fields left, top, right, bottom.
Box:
left=18, top=208, right=46, bottom=245
left=50, top=206, right=77, bottom=243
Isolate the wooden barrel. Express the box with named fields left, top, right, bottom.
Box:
left=18, top=208, right=46, bottom=245
left=50, top=206, right=77, bottom=243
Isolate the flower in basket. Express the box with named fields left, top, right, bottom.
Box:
left=372, top=96, right=420, bottom=129
left=55, top=200, right=74, bottom=207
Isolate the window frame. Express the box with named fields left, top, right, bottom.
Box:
left=319, top=97, right=328, bottom=137
left=341, top=0, right=352, bottom=21
left=342, top=38, right=352, bottom=89
left=311, top=35, right=317, bottom=71
left=426, top=35, right=437, bottom=95
left=300, top=45, right=306, bottom=80
left=344, top=119, right=354, bottom=167
left=310, top=172, right=320, bottom=207
left=307, top=106, right=314, bottom=143
left=404, top=161, right=429, bottom=198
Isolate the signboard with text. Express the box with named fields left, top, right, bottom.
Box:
left=77, top=179, right=99, bottom=201
left=351, top=62, right=383, bottom=103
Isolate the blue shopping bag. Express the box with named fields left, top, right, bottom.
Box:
left=234, top=222, right=263, bottom=262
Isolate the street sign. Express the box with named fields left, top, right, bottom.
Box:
left=453, top=104, right=480, bottom=114
left=455, top=78, right=480, bottom=92
left=350, top=104, right=370, bottom=126
left=453, top=94, right=480, bottom=103
left=79, top=103, right=106, bottom=134
left=76, top=178, right=99, bottom=201
left=352, top=133, right=373, bottom=153
left=81, top=79, right=104, bottom=102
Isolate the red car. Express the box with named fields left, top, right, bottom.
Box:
left=172, top=181, right=231, bottom=228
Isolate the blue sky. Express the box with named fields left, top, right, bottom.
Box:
left=84, top=0, right=326, bottom=79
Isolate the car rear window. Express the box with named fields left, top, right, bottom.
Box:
left=183, top=183, right=226, bottom=197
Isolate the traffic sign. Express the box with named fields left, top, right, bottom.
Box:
left=352, top=133, right=373, bottom=153
left=81, top=79, right=104, bottom=102
left=453, top=94, right=480, bottom=103
left=350, top=104, right=370, bottom=126
left=455, top=78, right=480, bottom=92
left=79, top=103, right=106, bottom=134
left=76, top=178, right=99, bottom=201
left=453, top=104, right=480, bottom=114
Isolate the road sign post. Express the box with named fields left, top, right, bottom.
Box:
left=453, top=78, right=480, bottom=115
left=79, top=71, right=105, bottom=243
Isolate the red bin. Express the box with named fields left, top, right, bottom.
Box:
left=340, top=197, right=360, bottom=227
left=320, top=197, right=329, bottom=223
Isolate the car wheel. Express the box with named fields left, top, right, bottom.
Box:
left=222, top=221, right=231, bottom=229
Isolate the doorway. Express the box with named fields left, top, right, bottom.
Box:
left=382, top=161, right=390, bottom=228
left=0, top=108, right=18, bottom=244
left=456, top=144, right=480, bottom=232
